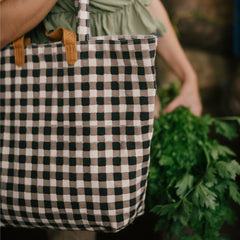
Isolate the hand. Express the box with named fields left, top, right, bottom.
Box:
left=163, top=80, right=202, bottom=116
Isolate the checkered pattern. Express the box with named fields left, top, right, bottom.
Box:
left=0, top=0, right=157, bottom=232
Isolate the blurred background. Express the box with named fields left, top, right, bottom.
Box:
left=1, top=0, right=240, bottom=239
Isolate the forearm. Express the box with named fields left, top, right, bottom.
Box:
left=147, top=0, right=197, bottom=84
left=0, top=0, right=57, bottom=49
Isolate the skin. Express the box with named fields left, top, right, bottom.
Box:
left=0, top=0, right=202, bottom=117
left=147, top=0, right=202, bottom=117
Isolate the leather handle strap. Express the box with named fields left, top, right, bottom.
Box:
left=46, top=27, right=77, bottom=65
left=12, top=28, right=77, bottom=67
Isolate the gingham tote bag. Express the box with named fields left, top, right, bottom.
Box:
left=0, top=0, right=157, bottom=232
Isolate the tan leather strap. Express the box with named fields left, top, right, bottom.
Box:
left=13, top=36, right=25, bottom=67
left=46, top=27, right=77, bottom=65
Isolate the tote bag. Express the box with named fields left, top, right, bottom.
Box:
left=0, top=0, right=157, bottom=232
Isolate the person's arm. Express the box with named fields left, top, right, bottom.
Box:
left=0, top=0, right=57, bottom=49
left=147, top=0, right=202, bottom=116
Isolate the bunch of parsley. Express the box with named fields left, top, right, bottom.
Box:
left=147, top=83, right=240, bottom=240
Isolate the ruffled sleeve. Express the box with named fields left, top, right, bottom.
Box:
left=89, top=0, right=166, bottom=37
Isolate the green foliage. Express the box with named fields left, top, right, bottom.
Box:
left=147, top=82, right=240, bottom=240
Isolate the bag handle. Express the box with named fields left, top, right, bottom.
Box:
left=13, top=28, right=77, bottom=67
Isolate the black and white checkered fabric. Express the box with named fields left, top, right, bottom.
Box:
left=0, top=0, right=157, bottom=232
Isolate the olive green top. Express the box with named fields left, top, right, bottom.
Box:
left=29, top=0, right=165, bottom=43
left=90, top=0, right=166, bottom=36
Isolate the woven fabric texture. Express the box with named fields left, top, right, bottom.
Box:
left=0, top=0, right=157, bottom=232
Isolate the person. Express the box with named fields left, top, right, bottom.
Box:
left=0, top=0, right=202, bottom=239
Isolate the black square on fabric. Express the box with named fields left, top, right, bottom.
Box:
left=97, top=113, right=104, bottom=121
left=126, top=127, right=134, bottom=135
left=56, top=187, right=63, bottom=195
left=143, top=140, right=150, bottom=149
left=33, top=69, right=40, bottom=77
left=86, top=202, right=94, bottom=210
left=142, top=167, right=148, bottom=175
left=122, top=51, right=130, bottom=59
left=130, top=198, right=136, bottom=207
left=45, top=98, right=52, bottom=106
left=56, top=172, right=63, bottom=180
left=112, top=127, right=120, bottom=135
left=112, top=142, right=120, bottom=150
left=116, top=214, right=124, bottom=223
left=115, top=201, right=123, bottom=209
left=114, top=187, right=122, bottom=195
left=31, top=185, right=37, bottom=193
left=20, top=84, right=27, bottom=92
left=98, top=142, right=105, bottom=151
left=57, top=83, right=64, bottom=92
left=87, top=215, right=95, bottom=222
left=57, top=69, right=64, bottom=76
left=98, top=173, right=106, bottom=181
left=150, top=50, right=155, bottom=58
left=57, top=142, right=64, bottom=150
left=18, top=184, right=25, bottom=192
left=43, top=156, right=50, bottom=165
left=43, top=186, right=50, bottom=194
left=69, top=98, right=75, bottom=106
left=31, top=171, right=38, bottom=179
left=45, top=213, right=54, bottom=220
left=33, top=98, right=39, bottom=107
left=125, top=66, right=132, bottom=74
left=141, top=125, right=149, bottom=134
left=33, top=84, right=40, bottom=92
left=10, top=70, right=16, bottom=78
left=46, top=69, right=53, bottom=77
left=70, top=158, right=76, bottom=166
left=140, top=112, right=149, bottom=121
left=102, top=215, right=110, bottom=222
left=57, top=127, right=64, bottom=135
left=111, top=112, right=119, bottom=121
left=10, top=112, right=15, bottom=120
left=18, top=170, right=25, bottom=178
left=98, top=158, right=106, bottom=166
left=58, top=99, right=64, bottom=106
left=44, top=127, right=51, bottom=135
left=127, top=142, right=135, bottom=150
left=100, top=203, right=108, bottom=210
left=19, top=127, right=26, bottom=134
left=111, top=81, right=119, bottom=90
left=82, top=98, right=89, bottom=106
left=69, top=113, right=76, bottom=121
left=83, top=143, right=90, bottom=151
left=83, top=127, right=90, bottom=136
left=9, top=140, right=15, bottom=148
left=114, top=173, right=122, bottom=181
left=96, top=82, right=104, bottom=90
left=57, top=201, right=65, bottom=209
left=138, top=67, right=145, bottom=75
left=99, top=188, right=107, bottom=196
left=18, top=199, right=25, bottom=207
left=19, top=155, right=26, bottom=163
left=110, top=51, right=117, bottom=59
left=129, top=171, right=136, bottom=179
left=32, top=141, right=38, bottom=149
left=57, top=54, right=63, bottom=62
left=126, top=112, right=134, bottom=120
left=139, top=82, right=147, bottom=90
left=128, top=156, right=136, bottom=165
left=111, top=97, right=119, bottom=105
left=20, top=99, right=27, bottom=106
left=72, top=202, right=80, bottom=210
left=97, top=97, right=104, bottom=105
left=124, top=81, right=132, bottom=90
left=10, top=99, right=15, bottom=106
left=83, top=158, right=91, bottom=166
left=96, top=51, right=104, bottom=59
left=130, top=185, right=136, bottom=193
left=69, top=142, right=76, bottom=151
left=82, top=113, right=90, bottom=121
left=69, top=127, right=76, bottom=136
left=140, top=96, right=148, bottom=105
left=81, top=67, right=89, bottom=75
left=43, top=142, right=51, bottom=150
left=97, top=127, right=105, bottom=135
left=96, top=66, right=104, bottom=75
left=68, top=83, right=75, bottom=91
left=84, top=188, right=92, bottom=196
left=19, top=141, right=26, bottom=149
left=57, top=113, right=64, bottom=122
left=113, top=157, right=121, bottom=166
left=31, top=200, right=38, bottom=208
left=20, top=70, right=27, bottom=78
left=45, top=113, right=51, bottom=121
left=81, top=82, right=89, bottom=91
left=46, top=84, right=53, bottom=91
left=68, top=68, right=74, bottom=76
left=125, top=97, right=134, bottom=105
left=45, top=55, right=52, bottom=62
left=135, top=51, right=143, bottom=60
left=111, top=67, right=119, bottom=75
left=70, top=188, right=77, bottom=196
left=80, top=51, right=88, bottom=59
left=43, top=171, right=50, bottom=180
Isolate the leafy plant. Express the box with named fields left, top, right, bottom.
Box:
left=147, top=82, right=240, bottom=240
